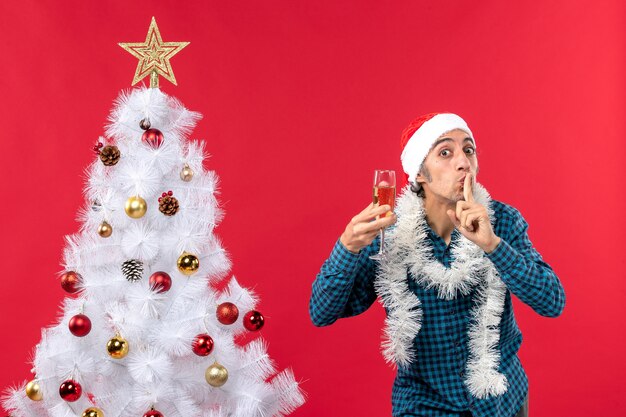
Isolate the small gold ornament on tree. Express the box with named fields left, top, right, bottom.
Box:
left=205, top=362, right=228, bottom=387
left=180, top=164, right=193, bottom=182
left=82, top=408, right=104, bottom=417
left=25, top=380, right=43, bottom=401
left=107, top=334, right=129, bottom=359
left=125, top=196, right=147, bottom=218
left=158, top=191, right=179, bottom=216
left=98, top=221, right=113, bottom=238
left=177, top=252, right=199, bottom=275
left=99, top=145, right=120, bottom=166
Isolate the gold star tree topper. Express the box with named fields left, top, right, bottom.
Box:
left=119, top=17, right=189, bottom=88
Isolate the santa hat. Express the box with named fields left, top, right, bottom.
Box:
left=400, top=112, right=474, bottom=184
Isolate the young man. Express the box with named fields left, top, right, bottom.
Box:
left=309, top=113, right=565, bottom=417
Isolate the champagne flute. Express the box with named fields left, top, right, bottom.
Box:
left=370, top=170, right=396, bottom=260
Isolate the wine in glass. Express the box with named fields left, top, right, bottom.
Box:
left=370, top=169, right=396, bottom=260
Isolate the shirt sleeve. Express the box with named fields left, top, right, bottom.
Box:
left=309, top=238, right=379, bottom=326
left=486, top=208, right=566, bottom=318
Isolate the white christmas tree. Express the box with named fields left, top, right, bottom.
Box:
left=2, top=18, right=304, bottom=417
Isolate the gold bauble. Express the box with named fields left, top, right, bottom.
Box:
left=177, top=252, right=199, bottom=276
left=25, top=380, right=43, bottom=401
left=82, top=407, right=104, bottom=417
left=205, top=362, right=228, bottom=387
left=98, top=221, right=113, bottom=238
left=180, top=164, right=194, bottom=182
left=107, top=335, right=129, bottom=359
left=125, top=196, right=147, bottom=218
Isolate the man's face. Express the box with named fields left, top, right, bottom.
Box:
left=416, top=128, right=478, bottom=203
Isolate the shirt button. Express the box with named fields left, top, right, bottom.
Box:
left=459, top=371, right=465, bottom=377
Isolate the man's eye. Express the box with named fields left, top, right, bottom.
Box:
left=465, top=147, right=476, bottom=155
left=440, top=150, right=450, bottom=157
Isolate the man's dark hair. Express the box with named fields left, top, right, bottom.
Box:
left=410, top=166, right=431, bottom=198
left=410, top=181, right=425, bottom=198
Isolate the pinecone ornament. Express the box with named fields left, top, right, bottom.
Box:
left=158, top=191, right=179, bottom=216
left=99, top=145, right=120, bottom=166
left=121, top=259, right=144, bottom=282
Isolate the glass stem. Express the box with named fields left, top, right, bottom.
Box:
left=379, top=229, right=385, bottom=254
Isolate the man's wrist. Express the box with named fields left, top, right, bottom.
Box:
left=339, top=235, right=361, bottom=254
left=483, top=236, right=501, bottom=254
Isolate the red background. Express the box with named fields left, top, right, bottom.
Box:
left=0, top=1, right=624, bottom=416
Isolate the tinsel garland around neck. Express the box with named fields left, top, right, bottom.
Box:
left=374, top=183, right=509, bottom=399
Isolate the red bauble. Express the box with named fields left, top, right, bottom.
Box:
left=192, top=334, right=214, bottom=356
left=243, top=310, right=265, bottom=331
left=216, top=302, right=239, bottom=325
left=59, top=379, right=82, bottom=402
left=149, top=271, right=172, bottom=293
left=141, top=128, right=164, bottom=148
left=143, top=410, right=163, bottom=417
left=61, top=271, right=82, bottom=294
left=69, top=314, right=92, bottom=337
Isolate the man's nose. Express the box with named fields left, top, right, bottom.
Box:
left=455, top=151, right=471, bottom=170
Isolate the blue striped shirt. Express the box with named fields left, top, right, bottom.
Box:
left=310, top=199, right=565, bottom=417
